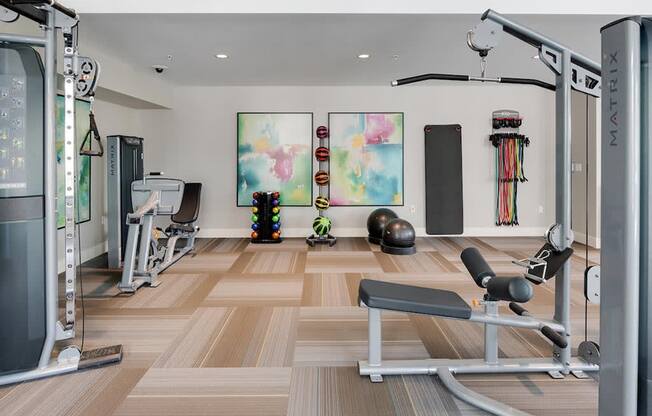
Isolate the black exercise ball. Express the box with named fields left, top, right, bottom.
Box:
left=382, top=218, right=416, bottom=248
left=367, top=208, right=399, bottom=244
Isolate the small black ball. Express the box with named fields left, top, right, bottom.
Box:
left=382, top=218, right=416, bottom=248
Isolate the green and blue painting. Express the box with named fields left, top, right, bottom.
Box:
left=237, top=113, right=312, bottom=206
left=329, top=113, right=404, bottom=206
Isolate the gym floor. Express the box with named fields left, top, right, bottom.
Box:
left=0, top=237, right=599, bottom=416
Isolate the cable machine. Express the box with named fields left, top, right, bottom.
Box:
left=0, top=0, right=121, bottom=385
left=393, top=8, right=602, bottom=368
left=359, top=10, right=602, bottom=416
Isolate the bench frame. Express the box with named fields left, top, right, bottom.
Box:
left=359, top=302, right=598, bottom=384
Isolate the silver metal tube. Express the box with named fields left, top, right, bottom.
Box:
left=482, top=9, right=600, bottom=74
left=553, top=50, right=573, bottom=368
left=119, top=223, right=140, bottom=290
left=368, top=308, right=382, bottom=366
left=137, top=216, right=154, bottom=274
left=0, top=359, right=78, bottom=386
left=0, top=33, right=46, bottom=46
left=437, top=367, right=532, bottom=416
left=469, top=311, right=565, bottom=333
left=484, top=302, right=499, bottom=364
left=39, top=6, right=57, bottom=368
left=359, top=357, right=599, bottom=377
left=599, top=18, right=642, bottom=416
left=63, top=35, right=77, bottom=330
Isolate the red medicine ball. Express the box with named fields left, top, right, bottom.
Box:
left=315, top=146, right=330, bottom=161
left=315, top=170, right=329, bottom=185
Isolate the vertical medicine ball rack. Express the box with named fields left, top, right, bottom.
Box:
left=489, top=109, right=529, bottom=226
left=250, top=191, right=282, bottom=243
left=306, top=125, right=336, bottom=247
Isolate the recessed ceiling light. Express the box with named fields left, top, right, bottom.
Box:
left=215, top=54, right=229, bottom=59
left=358, top=53, right=370, bottom=59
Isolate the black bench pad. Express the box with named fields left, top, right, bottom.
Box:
left=359, top=279, right=472, bottom=319
left=167, top=223, right=196, bottom=234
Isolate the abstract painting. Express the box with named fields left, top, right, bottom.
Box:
left=237, top=113, right=313, bottom=206
left=56, top=95, right=91, bottom=228
left=329, top=112, right=404, bottom=206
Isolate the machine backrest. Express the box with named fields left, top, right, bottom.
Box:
left=526, top=243, right=574, bottom=284
left=131, top=178, right=185, bottom=215
left=171, top=182, right=202, bottom=224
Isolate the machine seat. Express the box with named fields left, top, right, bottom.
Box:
left=359, top=279, right=472, bottom=319
left=166, top=223, right=196, bottom=234
left=171, top=183, right=202, bottom=224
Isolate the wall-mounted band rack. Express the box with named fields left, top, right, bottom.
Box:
left=490, top=109, right=529, bottom=226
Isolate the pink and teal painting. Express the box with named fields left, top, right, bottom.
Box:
left=237, top=113, right=313, bottom=206
left=329, top=113, right=404, bottom=206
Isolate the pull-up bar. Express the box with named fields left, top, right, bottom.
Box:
left=391, top=73, right=556, bottom=91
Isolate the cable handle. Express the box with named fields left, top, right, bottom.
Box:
left=508, top=302, right=530, bottom=316
left=541, top=326, right=568, bottom=348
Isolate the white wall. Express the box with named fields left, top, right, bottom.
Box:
left=137, top=84, right=557, bottom=238
left=0, top=18, right=173, bottom=109
left=56, top=99, right=145, bottom=271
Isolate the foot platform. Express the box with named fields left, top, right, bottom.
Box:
left=78, top=345, right=123, bottom=370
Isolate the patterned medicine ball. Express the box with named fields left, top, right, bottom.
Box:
left=316, top=126, right=329, bottom=139
left=312, top=216, right=332, bottom=236
left=315, top=146, right=330, bottom=161
left=315, top=170, right=329, bottom=185
left=315, top=196, right=330, bottom=210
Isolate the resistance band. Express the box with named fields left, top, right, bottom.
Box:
left=492, top=134, right=528, bottom=226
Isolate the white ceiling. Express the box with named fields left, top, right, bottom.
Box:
left=80, top=14, right=616, bottom=86
left=68, top=0, right=650, bottom=15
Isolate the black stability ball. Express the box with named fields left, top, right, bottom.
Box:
left=367, top=208, right=399, bottom=244
left=382, top=218, right=416, bottom=248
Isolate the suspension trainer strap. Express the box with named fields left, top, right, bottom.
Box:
left=79, top=97, right=103, bottom=156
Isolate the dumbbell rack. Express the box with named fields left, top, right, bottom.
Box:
left=306, top=125, right=336, bottom=247
left=250, top=191, right=282, bottom=244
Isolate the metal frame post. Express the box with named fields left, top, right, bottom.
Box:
left=484, top=301, right=499, bottom=364
left=640, top=17, right=652, bottom=415
left=62, top=25, right=78, bottom=335
left=600, top=17, right=642, bottom=416
left=39, top=5, right=58, bottom=368
left=553, top=49, right=573, bottom=369
left=368, top=307, right=382, bottom=368
left=119, top=222, right=140, bottom=291
left=137, top=215, right=154, bottom=274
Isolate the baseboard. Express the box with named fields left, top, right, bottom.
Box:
left=58, top=241, right=106, bottom=273
left=198, top=226, right=549, bottom=239
left=573, top=231, right=601, bottom=249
